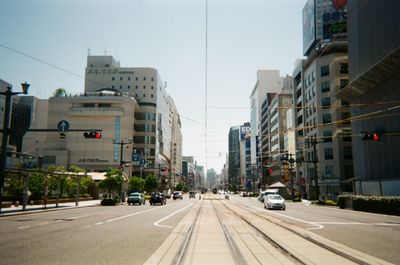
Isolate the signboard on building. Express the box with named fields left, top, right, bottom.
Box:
left=240, top=125, right=251, bottom=140
left=303, top=0, right=316, bottom=56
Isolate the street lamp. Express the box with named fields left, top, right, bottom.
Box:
left=0, top=82, right=30, bottom=213
left=112, top=138, right=133, bottom=203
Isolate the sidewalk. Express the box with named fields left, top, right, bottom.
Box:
left=0, top=199, right=102, bottom=217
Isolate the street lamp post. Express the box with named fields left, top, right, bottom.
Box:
left=112, top=138, right=133, bottom=203
left=0, top=82, right=29, bottom=213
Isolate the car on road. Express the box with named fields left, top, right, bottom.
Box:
left=127, top=192, right=145, bottom=205
left=264, top=194, right=285, bottom=210
left=189, top=191, right=196, bottom=199
left=258, top=189, right=279, bottom=203
left=173, top=191, right=183, bottom=200
left=149, top=192, right=166, bottom=205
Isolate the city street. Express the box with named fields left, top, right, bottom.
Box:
left=233, top=196, right=400, bottom=264
left=0, top=195, right=398, bottom=264
left=0, top=198, right=194, bottom=265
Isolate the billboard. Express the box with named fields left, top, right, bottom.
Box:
left=303, top=0, right=316, bottom=56
left=240, top=125, right=251, bottom=141
left=321, top=0, right=347, bottom=41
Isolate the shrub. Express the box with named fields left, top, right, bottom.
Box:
left=338, top=195, right=400, bottom=216
left=101, top=198, right=118, bottom=206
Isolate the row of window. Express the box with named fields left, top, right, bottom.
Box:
left=112, top=76, right=155, bottom=82
left=111, top=85, right=155, bottom=90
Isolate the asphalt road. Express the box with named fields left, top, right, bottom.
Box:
left=0, top=197, right=195, bottom=265
left=233, top=196, right=400, bottom=264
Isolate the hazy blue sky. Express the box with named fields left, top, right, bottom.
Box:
left=0, top=0, right=307, bottom=172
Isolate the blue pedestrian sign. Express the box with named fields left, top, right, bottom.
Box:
left=57, top=120, right=70, bottom=132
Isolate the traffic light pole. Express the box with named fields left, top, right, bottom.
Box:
left=312, top=138, right=320, bottom=201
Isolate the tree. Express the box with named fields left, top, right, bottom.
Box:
left=129, top=176, right=145, bottom=192
left=98, top=168, right=123, bottom=198
left=53, top=87, right=67, bottom=97
left=144, top=174, right=158, bottom=193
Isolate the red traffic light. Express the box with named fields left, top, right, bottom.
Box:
left=84, top=131, right=102, bottom=139
left=373, top=133, right=380, bottom=141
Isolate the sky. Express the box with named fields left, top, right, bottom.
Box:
left=0, top=0, right=308, bottom=173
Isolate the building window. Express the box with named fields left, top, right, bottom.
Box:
left=323, top=131, right=332, bottom=142
left=321, top=81, right=330, bottom=93
left=128, top=85, right=131, bottom=89
left=83, top=103, right=95, bottom=108
left=344, top=147, right=352, bottom=159
left=297, top=115, right=303, bottom=125
left=143, top=85, right=146, bottom=89
left=112, top=77, right=115, bottom=81
left=128, top=77, right=131, bottom=81
left=120, top=85, right=122, bottom=89
left=112, top=85, right=115, bottom=89
left=322, top=114, right=331, bottom=124
left=296, top=89, right=301, bottom=99
left=341, top=99, right=349, bottom=106
left=321, top=65, right=330, bottom=77
left=325, top=165, right=334, bottom=179
left=143, top=77, right=146, bottom=81
left=340, top=79, right=349, bottom=89
left=339, top=63, right=348, bottom=74
left=135, top=85, right=138, bottom=89
left=143, top=94, right=146, bottom=97
left=151, top=86, right=154, bottom=90
left=324, top=148, right=333, bottom=160
left=342, top=112, right=351, bottom=124
left=322, top=97, right=331, bottom=109
left=342, top=129, right=352, bottom=141
left=120, top=77, right=123, bottom=81
left=135, top=94, right=138, bottom=97
left=151, top=94, right=154, bottom=98
left=98, top=103, right=111, bottom=108
left=151, top=77, right=154, bottom=81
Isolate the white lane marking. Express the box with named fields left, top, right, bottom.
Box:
left=38, top=222, right=49, bottom=226
left=69, top=214, right=92, bottom=220
left=315, top=221, right=400, bottom=226
left=96, top=222, right=104, bottom=225
left=18, top=226, right=31, bottom=230
left=54, top=220, right=62, bottom=223
left=244, top=203, right=324, bottom=230
left=154, top=203, right=193, bottom=228
left=105, top=205, right=168, bottom=223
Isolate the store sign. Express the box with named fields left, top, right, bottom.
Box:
left=240, top=126, right=251, bottom=140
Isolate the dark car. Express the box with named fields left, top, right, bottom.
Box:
left=149, top=192, right=166, bottom=205
left=173, top=191, right=183, bottom=200
left=127, top=192, right=144, bottom=205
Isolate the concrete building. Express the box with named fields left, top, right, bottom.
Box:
left=260, top=75, right=293, bottom=187
left=84, top=55, right=182, bottom=184
left=339, top=0, right=400, bottom=196
left=238, top=122, right=251, bottom=191
left=23, top=90, right=140, bottom=178
left=249, top=70, right=281, bottom=168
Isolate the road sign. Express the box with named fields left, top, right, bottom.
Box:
left=57, top=120, right=70, bottom=132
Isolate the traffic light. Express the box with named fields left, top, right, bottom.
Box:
left=84, top=131, right=102, bottom=139
left=360, top=131, right=380, bottom=141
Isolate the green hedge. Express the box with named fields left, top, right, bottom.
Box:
left=338, top=195, right=400, bottom=216
left=101, top=198, right=118, bottom=206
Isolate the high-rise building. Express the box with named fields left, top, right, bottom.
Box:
left=84, top=55, right=182, bottom=183
left=228, top=126, right=240, bottom=187
left=338, top=0, right=400, bottom=196
left=260, top=75, right=293, bottom=187
left=299, top=0, right=351, bottom=199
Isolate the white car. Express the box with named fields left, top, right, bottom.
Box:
left=264, top=194, right=286, bottom=210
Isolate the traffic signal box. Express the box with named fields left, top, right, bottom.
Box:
left=360, top=131, right=380, bottom=141
left=84, top=131, right=102, bottom=139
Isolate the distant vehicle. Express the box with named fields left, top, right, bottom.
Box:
left=264, top=194, right=285, bottom=210
left=212, top=188, right=218, bottom=194
left=173, top=191, right=183, bottom=200
left=150, top=192, right=166, bottom=205
left=258, top=189, right=279, bottom=203
left=189, top=191, right=196, bottom=199
left=163, top=191, right=171, bottom=199
left=127, top=192, right=144, bottom=205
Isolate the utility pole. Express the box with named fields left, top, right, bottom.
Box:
left=113, top=138, right=133, bottom=203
